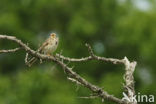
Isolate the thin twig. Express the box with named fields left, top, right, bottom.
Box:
left=25, top=53, right=29, bottom=64
left=0, top=47, right=21, bottom=53
left=67, top=77, right=82, bottom=85
left=78, top=95, right=99, bottom=99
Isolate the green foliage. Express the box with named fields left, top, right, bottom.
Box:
left=0, top=69, right=79, bottom=104
left=0, top=0, right=155, bottom=104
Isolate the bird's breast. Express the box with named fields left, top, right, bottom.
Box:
left=43, top=38, right=58, bottom=54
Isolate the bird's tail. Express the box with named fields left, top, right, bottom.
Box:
left=26, top=57, right=37, bottom=67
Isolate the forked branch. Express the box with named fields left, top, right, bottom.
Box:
left=0, top=35, right=137, bottom=104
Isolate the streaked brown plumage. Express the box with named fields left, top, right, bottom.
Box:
left=27, top=33, right=59, bottom=67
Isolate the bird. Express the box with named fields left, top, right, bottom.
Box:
left=26, top=33, right=59, bottom=67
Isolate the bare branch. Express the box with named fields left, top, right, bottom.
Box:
left=78, top=95, right=99, bottom=99
left=56, top=54, right=93, bottom=62
left=85, top=43, right=95, bottom=57
left=25, top=53, right=29, bottom=64
left=56, top=44, right=125, bottom=64
left=0, top=34, right=137, bottom=104
left=67, top=77, right=82, bottom=86
left=0, top=47, right=21, bottom=53
left=123, top=57, right=137, bottom=104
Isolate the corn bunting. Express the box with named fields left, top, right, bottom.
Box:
left=27, top=33, right=59, bottom=67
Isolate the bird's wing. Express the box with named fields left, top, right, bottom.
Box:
left=37, top=38, right=49, bottom=53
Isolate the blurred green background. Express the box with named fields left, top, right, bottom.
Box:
left=0, top=0, right=155, bottom=104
